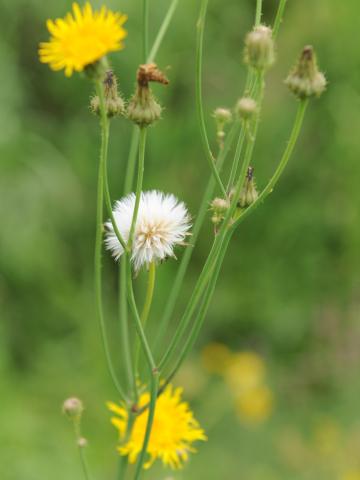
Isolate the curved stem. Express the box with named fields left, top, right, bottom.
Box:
left=226, top=124, right=246, bottom=192
left=196, top=0, right=226, bottom=197
left=147, top=0, right=179, bottom=63
left=128, top=127, right=147, bottom=249
left=154, top=121, right=239, bottom=354
left=133, top=371, right=159, bottom=480
left=94, top=79, right=129, bottom=403
left=230, top=99, right=309, bottom=233
left=135, top=262, right=156, bottom=375
left=273, top=0, right=288, bottom=38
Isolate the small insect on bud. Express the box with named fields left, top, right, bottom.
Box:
left=285, top=45, right=327, bottom=99
left=238, top=167, right=259, bottom=208
left=244, top=25, right=275, bottom=71
left=63, top=397, right=84, bottom=420
left=91, top=70, right=125, bottom=118
left=127, top=63, right=169, bottom=127
left=236, top=97, right=257, bottom=121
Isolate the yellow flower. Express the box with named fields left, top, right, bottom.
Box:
left=235, top=385, right=273, bottom=424
left=39, top=2, right=127, bottom=77
left=225, top=351, right=265, bottom=393
left=201, top=342, right=232, bottom=375
left=107, top=385, right=207, bottom=470
left=341, top=472, right=360, bottom=480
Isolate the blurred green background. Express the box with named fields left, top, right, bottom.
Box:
left=1, top=0, right=360, bottom=479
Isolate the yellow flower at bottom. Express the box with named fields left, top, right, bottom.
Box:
left=39, top=2, right=127, bottom=77
left=341, top=472, right=360, bottom=480
left=107, top=385, right=207, bottom=470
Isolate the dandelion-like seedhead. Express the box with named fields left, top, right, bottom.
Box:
left=105, top=190, right=191, bottom=272
left=39, top=2, right=127, bottom=77
left=107, top=385, right=207, bottom=469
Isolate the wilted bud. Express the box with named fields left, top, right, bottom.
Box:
left=244, top=25, right=275, bottom=71
left=238, top=167, right=259, bottom=208
left=285, top=45, right=327, bottom=99
left=91, top=70, right=125, bottom=117
left=63, top=397, right=84, bottom=420
left=236, top=97, right=257, bottom=121
left=127, top=63, right=169, bottom=127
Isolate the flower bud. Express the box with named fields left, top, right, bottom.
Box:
left=236, top=97, right=257, bottom=121
left=244, top=25, right=275, bottom=71
left=77, top=437, right=88, bottom=448
left=91, top=70, right=125, bottom=118
left=285, top=45, right=327, bottom=99
left=213, top=108, right=232, bottom=125
left=238, top=167, right=258, bottom=208
left=127, top=63, right=169, bottom=127
left=63, top=397, right=84, bottom=420
left=210, top=197, right=229, bottom=227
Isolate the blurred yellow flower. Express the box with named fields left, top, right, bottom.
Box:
left=107, top=385, right=207, bottom=470
left=201, top=342, right=232, bottom=374
left=39, top=2, right=127, bottom=77
left=313, top=418, right=341, bottom=456
left=341, top=471, right=360, bottom=480
left=225, top=351, right=265, bottom=393
left=235, top=385, right=273, bottom=424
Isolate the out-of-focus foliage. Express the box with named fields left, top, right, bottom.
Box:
left=0, top=0, right=359, bottom=479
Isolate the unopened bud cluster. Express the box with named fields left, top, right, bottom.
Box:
left=237, top=167, right=259, bottom=208
left=236, top=97, right=257, bottom=121
left=213, top=108, right=232, bottom=147
left=91, top=70, right=125, bottom=117
left=210, top=197, right=230, bottom=226
left=244, top=25, right=275, bottom=71
left=286, top=45, right=326, bottom=99
left=127, top=63, right=169, bottom=127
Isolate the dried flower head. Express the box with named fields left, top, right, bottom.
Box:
left=238, top=166, right=259, bottom=208
left=107, top=385, right=207, bottom=469
left=91, top=70, right=125, bottom=117
left=105, top=191, right=191, bottom=272
left=127, top=64, right=169, bottom=126
left=39, top=3, right=127, bottom=77
left=285, top=45, right=327, bottom=99
left=244, top=25, right=275, bottom=71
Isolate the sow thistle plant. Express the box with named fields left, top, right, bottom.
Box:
left=38, top=0, right=326, bottom=478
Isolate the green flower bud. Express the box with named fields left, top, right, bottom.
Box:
left=127, top=63, right=169, bottom=127
left=90, top=70, right=125, bottom=118
left=63, top=397, right=84, bottom=420
left=244, top=25, right=275, bottom=71
left=210, top=197, right=229, bottom=227
left=285, top=45, right=327, bottom=99
left=238, top=167, right=259, bottom=208
left=236, top=97, right=257, bottom=121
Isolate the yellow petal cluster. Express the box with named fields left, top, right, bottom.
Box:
left=39, top=2, right=127, bottom=77
left=108, top=385, right=207, bottom=470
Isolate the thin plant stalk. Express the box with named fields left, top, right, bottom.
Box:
left=273, top=0, right=288, bottom=38
left=142, top=0, right=149, bottom=62
left=135, top=262, right=156, bottom=375
left=196, top=0, right=227, bottom=197
left=94, top=79, right=129, bottom=403
left=154, top=121, right=239, bottom=353
left=255, top=0, right=263, bottom=26
left=147, top=0, right=179, bottom=63
left=128, top=127, right=147, bottom=249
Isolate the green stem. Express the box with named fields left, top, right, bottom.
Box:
left=120, top=257, right=137, bottom=401
left=154, top=121, right=239, bottom=354
left=78, top=447, right=92, bottom=480
left=133, top=371, right=159, bottom=480
left=135, top=262, right=156, bottom=375
left=142, top=0, right=149, bottom=63
left=158, top=74, right=265, bottom=373
left=196, top=0, right=226, bottom=197
left=126, top=257, right=156, bottom=371
left=123, top=128, right=140, bottom=194
left=230, top=99, right=309, bottom=233
left=255, top=0, right=263, bottom=26
left=273, top=0, right=288, bottom=38
left=226, top=124, right=246, bottom=192
left=128, top=127, right=147, bottom=249
left=94, top=79, right=129, bottom=403
left=147, top=0, right=179, bottom=63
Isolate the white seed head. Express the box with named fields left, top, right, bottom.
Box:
left=105, top=190, right=191, bottom=272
